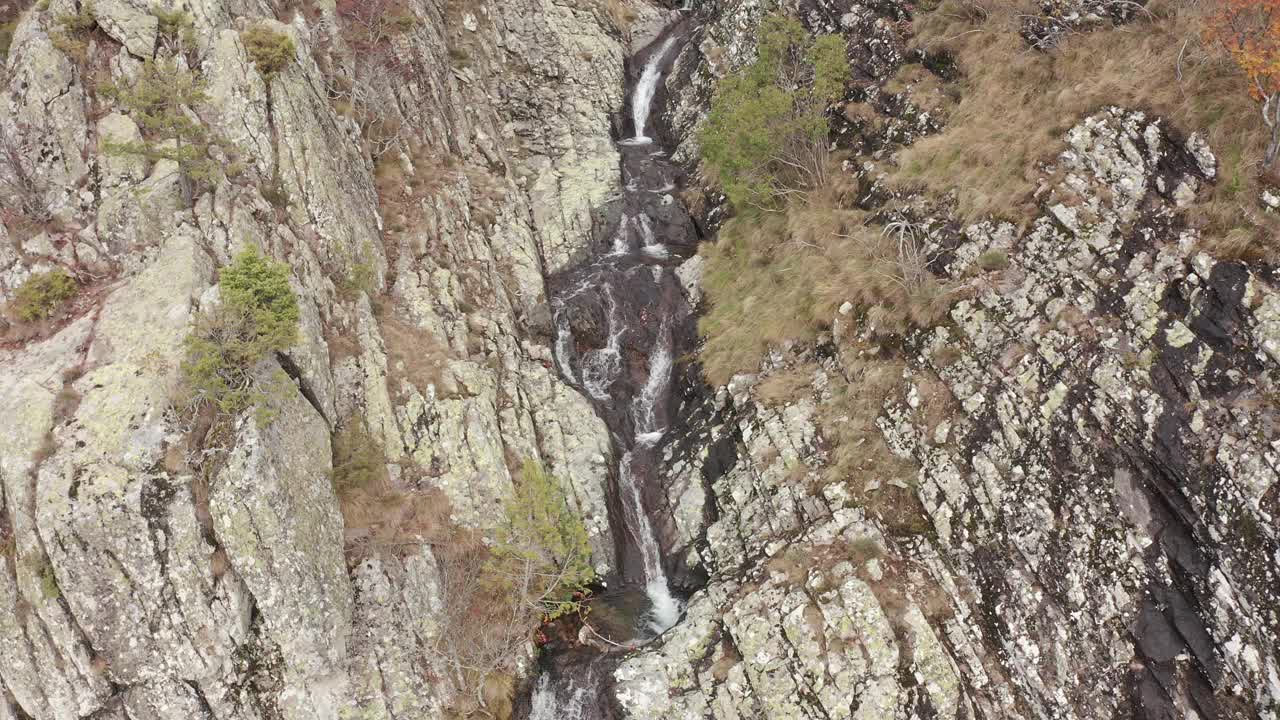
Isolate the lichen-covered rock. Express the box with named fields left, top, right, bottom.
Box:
left=0, top=0, right=628, bottom=715
left=90, top=0, right=158, bottom=57
left=212, top=380, right=350, bottom=693
left=340, top=550, right=446, bottom=720
left=621, top=101, right=1280, bottom=718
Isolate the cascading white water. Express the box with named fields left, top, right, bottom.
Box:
left=541, top=37, right=691, bottom=708
left=610, top=213, right=634, bottom=255
left=633, top=322, right=672, bottom=447
left=617, top=452, right=682, bottom=634
left=636, top=214, right=672, bottom=258
left=628, top=37, right=678, bottom=144
left=580, top=287, right=623, bottom=401
left=554, top=315, right=577, bottom=384
left=635, top=214, right=656, bottom=247
left=528, top=670, right=592, bottom=720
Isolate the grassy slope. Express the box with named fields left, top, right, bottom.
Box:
left=698, top=0, right=1276, bottom=388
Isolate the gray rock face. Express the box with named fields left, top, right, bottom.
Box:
left=211, top=382, right=351, bottom=709
left=2, top=0, right=1277, bottom=717
left=619, top=88, right=1279, bottom=720
left=0, top=0, right=627, bottom=716
left=614, top=3, right=1278, bottom=719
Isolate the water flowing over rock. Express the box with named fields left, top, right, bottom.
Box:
left=0, top=0, right=1277, bottom=717
left=611, top=4, right=1280, bottom=718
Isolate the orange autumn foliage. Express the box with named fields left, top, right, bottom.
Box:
left=1205, top=0, right=1280, bottom=165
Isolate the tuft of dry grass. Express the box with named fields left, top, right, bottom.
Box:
left=698, top=192, right=953, bottom=385
left=332, top=422, right=455, bottom=559
left=755, top=363, right=818, bottom=406
left=378, top=310, right=451, bottom=400
left=901, top=0, right=1280, bottom=259
left=816, top=342, right=915, bottom=489
left=602, top=0, right=637, bottom=33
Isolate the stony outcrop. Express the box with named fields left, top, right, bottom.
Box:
left=2, top=0, right=1278, bottom=717
left=0, top=0, right=634, bottom=716
left=615, top=2, right=1279, bottom=720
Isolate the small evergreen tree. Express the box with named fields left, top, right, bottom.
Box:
left=50, top=1, right=98, bottom=64
left=11, top=270, right=77, bottom=323
left=178, top=248, right=299, bottom=420
left=699, top=14, right=850, bottom=211
left=489, top=460, right=595, bottom=621
left=153, top=7, right=197, bottom=63
left=241, top=24, right=296, bottom=79
left=102, top=58, right=215, bottom=200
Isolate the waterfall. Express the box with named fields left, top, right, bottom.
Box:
left=618, top=453, right=682, bottom=635
left=554, top=315, right=577, bottom=384
left=610, top=213, right=634, bottom=255
left=633, top=322, right=672, bottom=446
left=636, top=214, right=672, bottom=258
left=635, top=214, right=656, bottom=248
left=628, top=37, right=678, bottom=143
left=533, top=25, right=695, bottom=718
left=580, top=286, right=623, bottom=401
left=528, top=670, right=593, bottom=720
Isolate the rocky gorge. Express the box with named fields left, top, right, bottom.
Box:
left=0, top=0, right=1277, bottom=719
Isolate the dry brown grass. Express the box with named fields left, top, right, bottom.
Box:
left=911, top=368, right=959, bottom=445
left=816, top=342, right=916, bottom=488
left=755, top=363, right=818, bottom=406
left=709, top=639, right=742, bottom=682
left=901, top=0, right=1280, bottom=260
left=332, top=422, right=456, bottom=559
left=698, top=188, right=954, bottom=385
left=329, top=421, right=522, bottom=718
left=602, top=0, right=637, bottom=33
left=378, top=310, right=451, bottom=400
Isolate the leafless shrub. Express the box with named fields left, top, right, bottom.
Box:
left=430, top=547, right=529, bottom=717
left=330, top=0, right=418, bottom=158
left=0, top=129, right=52, bottom=236
left=377, top=311, right=451, bottom=400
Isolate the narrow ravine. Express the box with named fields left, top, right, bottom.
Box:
left=523, top=21, right=698, bottom=719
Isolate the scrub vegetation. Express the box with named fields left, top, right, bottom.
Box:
left=902, top=0, right=1280, bottom=260
left=177, top=248, right=299, bottom=424
left=8, top=269, right=78, bottom=324
left=697, top=1, right=1280, bottom=386
left=698, top=14, right=948, bottom=385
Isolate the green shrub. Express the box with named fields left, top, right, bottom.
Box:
left=241, top=24, right=295, bottom=79
left=24, top=555, right=60, bottom=601
left=49, top=1, right=96, bottom=63
left=153, top=6, right=195, bottom=56
left=489, top=460, right=595, bottom=621
left=431, top=459, right=596, bottom=716
left=178, top=248, right=299, bottom=419
left=976, top=248, right=1009, bottom=271
left=699, top=14, right=850, bottom=211
left=1, top=20, right=17, bottom=61
left=102, top=58, right=215, bottom=196
left=56, top=2, right=96, bottom=33
left=332, top=423, right=388, bottom=494
left=337, top=243, right=378, bottom=299
left=12, top=270, right=78, bottom=323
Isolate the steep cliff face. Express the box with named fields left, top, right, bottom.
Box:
left=617, top=2, right=1280, bottom=719
left=0, top=0, right=640, bottom=717
left=2, top=0, right=1278, bottom=718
